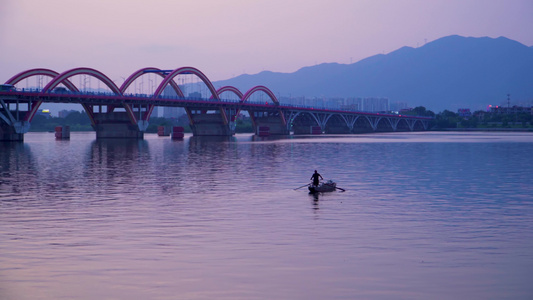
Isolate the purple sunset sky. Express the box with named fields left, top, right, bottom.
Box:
left=1, top=0, right=532, bottom=84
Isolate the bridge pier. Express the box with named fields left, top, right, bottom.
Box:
left=187, top=109, right=235, bottom=136
left=0, top=124, right=24, bottom=141
left=253, top=116, right=290, bottom=135
left=1, top=96, right=30, bottom=141
left=93, top=112, right=145, bottom=139
left=94, top=123, right=144, bottom=139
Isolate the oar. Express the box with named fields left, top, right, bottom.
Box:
left=335, top=186, right=346, bottom=192
left=294, top=184, right=310, bottom=190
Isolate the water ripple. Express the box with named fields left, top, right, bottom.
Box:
left=1, top=132, right=532, bottom=300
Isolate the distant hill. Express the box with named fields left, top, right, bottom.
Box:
left=215, top=35, right=533, bottom=112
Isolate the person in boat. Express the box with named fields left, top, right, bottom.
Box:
left=310, top=170, right=323, bottom=186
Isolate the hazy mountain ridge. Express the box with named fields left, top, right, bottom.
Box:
left=215, top=35, right=533, bottom=112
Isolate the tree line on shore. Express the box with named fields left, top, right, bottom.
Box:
left=397, top=106, right=532, bottom=129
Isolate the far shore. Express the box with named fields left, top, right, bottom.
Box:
left=435, top=128, right=533, bottom=132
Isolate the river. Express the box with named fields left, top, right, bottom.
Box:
left=1, top=131, right=532, bottom=299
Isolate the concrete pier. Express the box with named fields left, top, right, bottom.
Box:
left=171, top=126, right=185, bottom=139
left=188, top=112, right=234, bottom=136
left=0, top=125, right=24, bottom=141
left=93, top=112, right=144, bottom=139
left=55, top=126, right=70, bottom=139
left=253, top=116, right=289, bottom=135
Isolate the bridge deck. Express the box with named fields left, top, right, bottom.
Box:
left=0, top=90, right=431, bottom=120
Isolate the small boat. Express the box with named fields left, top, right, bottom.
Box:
left=308, top=180, right=337, bottom=193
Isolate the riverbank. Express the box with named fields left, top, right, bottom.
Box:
left=436, top=128, right=533, bottom=132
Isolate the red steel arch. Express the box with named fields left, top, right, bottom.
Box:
left=6, top=68, right=83, bottom=123
left=241, top=86, right=284, bottom=125
left=5, top=68, right=78, bottom=91
left=120, top=67, right=184, bottom=97
left=153, top=67, right=218, bottom=99
left=3, top=66, right=289, bottom=128
left=41, top=67, right=121, bottom=95
left=241, top=86, right=279, bottom=104
left=213, top=86, right=244, bottom=122
left=214, top=86, right=244, bottom=100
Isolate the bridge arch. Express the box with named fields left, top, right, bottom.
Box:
left=351, top=115, right=375, bottom=132
left=291, top=111, right=320, bottom=126
left=5, top=68, right=78, bottom=91
left=375, top=117, right=394, bottom=131
left=324, top=113, right=352, bottom=133
left=340, top=114, right=359, bottom=130
left=412, top=119, right=428, bottom=131
left=6, top=68, right=88, bottom=123
left=121, top=67, right=184, bottom=97
left=396, top=118, right=411, bottom=131
left=40, top=67, right=121, bottom=95
left=241, top=86, right=279, bottom=105
left=153, top=67, right=218, bottom=99
left=214, top=86, right=243, bottom=100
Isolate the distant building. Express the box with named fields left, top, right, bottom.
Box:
left=309, top=97, right=325, bottom=108
left=281, top=96, right=307, bottom=107
left=339, top=97, right=362, bottom=111
left=327, top=97, right=344, bottom=109
left=277, top=95, right=393, bottom=112
left=362, top=97, right=389, bottom=112
left=390, top=101, right=408, bottom=112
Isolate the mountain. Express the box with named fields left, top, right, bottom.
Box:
left=215, top=35, right=533, bottom=112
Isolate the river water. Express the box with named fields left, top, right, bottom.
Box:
left=1, top=131, right=532, bottom=300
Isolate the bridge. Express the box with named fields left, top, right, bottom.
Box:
left=0, top=67, right=432, bottom=141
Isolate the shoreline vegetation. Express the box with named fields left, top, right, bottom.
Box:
left=28, top=106, right=533, bottom=133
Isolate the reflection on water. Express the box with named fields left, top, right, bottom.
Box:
left=250, top=134, right=294, bottom=142
left=84, top=139, right=152, bottom=195
left=1, top=132, right=532, bottom=300
left=0, top=143, right=37, bottom=196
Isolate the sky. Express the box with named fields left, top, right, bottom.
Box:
left=1, top=0, right=532, bottom=85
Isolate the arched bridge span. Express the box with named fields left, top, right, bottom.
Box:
left=1, top=66, right=432, bottom=140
